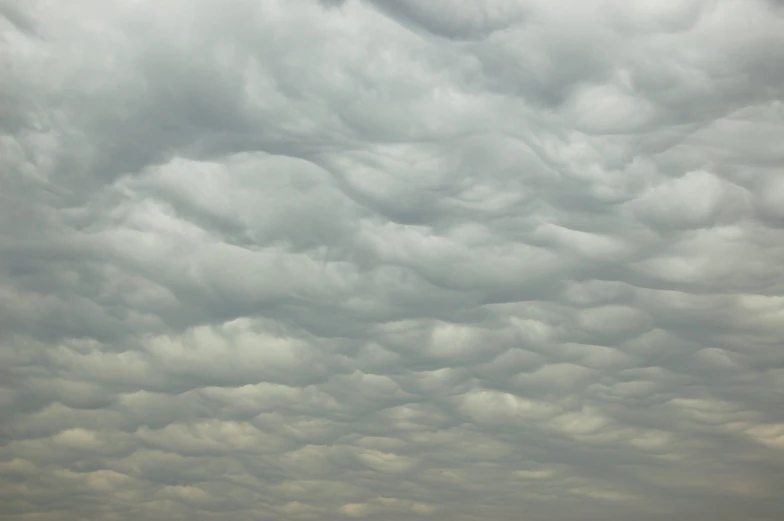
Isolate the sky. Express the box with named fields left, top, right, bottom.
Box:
left=1, top=0, right=784, bottom=520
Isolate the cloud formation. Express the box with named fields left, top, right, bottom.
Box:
left=2, top=1, right=784, bottom=520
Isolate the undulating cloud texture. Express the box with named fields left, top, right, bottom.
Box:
left=2, top=1, right=784, bottom=520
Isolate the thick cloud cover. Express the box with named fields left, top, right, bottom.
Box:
left=2, top=1, right=784, bottom=520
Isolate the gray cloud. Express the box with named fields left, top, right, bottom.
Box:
left=2, top=1, right=784, bottom=520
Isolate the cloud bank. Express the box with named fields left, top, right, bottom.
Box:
left=2, top=1, right=784, bottom=520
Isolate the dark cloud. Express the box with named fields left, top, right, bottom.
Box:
left=2, top=1, right=784, bottom=520
left=366, top=0, right=528, bottom=41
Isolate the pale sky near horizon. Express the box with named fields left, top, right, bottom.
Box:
left=2, top=1, right=784, bottom=520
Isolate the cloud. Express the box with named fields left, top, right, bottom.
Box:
left=2, top=0, right=784, bottom=520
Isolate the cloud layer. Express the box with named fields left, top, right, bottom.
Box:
left=2, top=1, right=784, bottom=520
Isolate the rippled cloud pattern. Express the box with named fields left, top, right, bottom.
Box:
left=2, top=1, right=784, bottom=520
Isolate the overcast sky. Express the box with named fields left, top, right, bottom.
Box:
left=2, top=1, right=784, bottom=520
